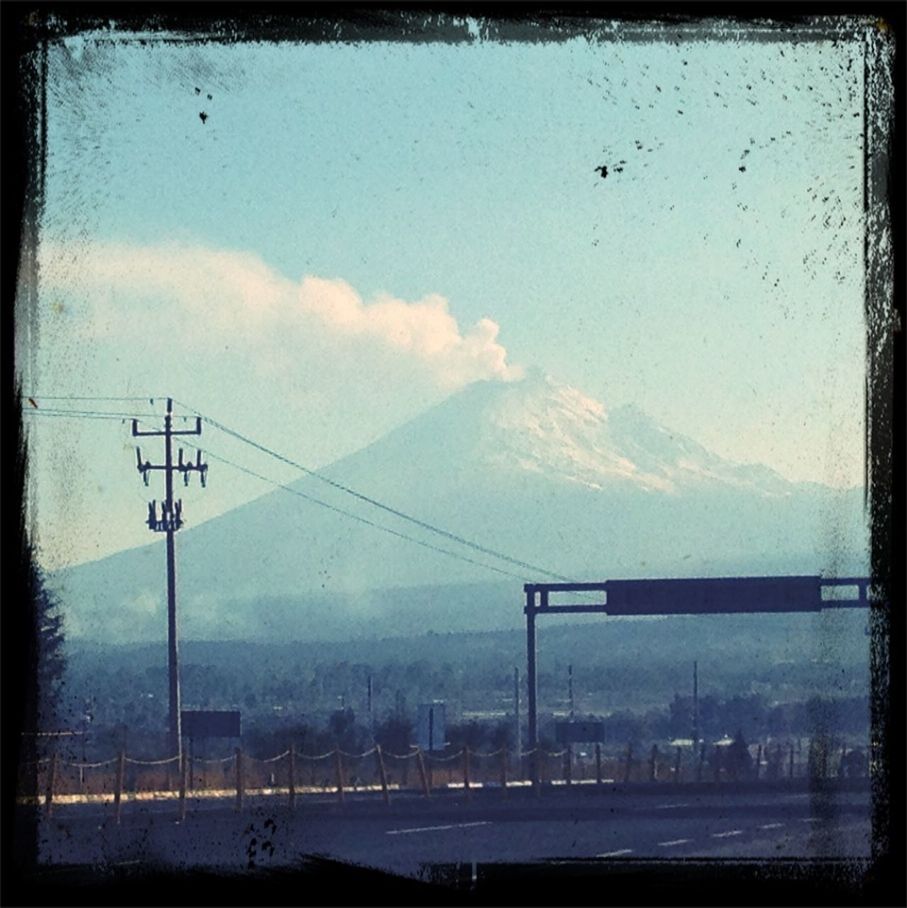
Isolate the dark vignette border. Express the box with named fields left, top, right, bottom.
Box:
left=1, top=3, right=903, bottom=906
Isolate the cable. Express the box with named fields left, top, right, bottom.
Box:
left=175, top=399, right=577, bottom=584
left=24, top=395, right=169, bottom=403
left=23, top=408, right=160, bottom=421
left=193, top=442, right=529, bottom=584
left=25, top=397, right=594, bottom=591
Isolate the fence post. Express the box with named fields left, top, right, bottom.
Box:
left=755, top=744, right=762, bottom=781
left=375, top=745, right=390, bottom=806
left=789, top=743, right=795, bottom=779
left=595, top=743, right=603, bottom=787
left=649, top=744, right=658, bottom=782
left=235, top=748, right=244, bottom=812
left=334, top=750, right=345, bottom=804
left=623, top=744, right=633, bottom=784
left=673, top=746, right=682, bottom=784
left=415, top=748, right=431, bottom=798
left=565, top=745, right=573, bottom=787
left=178, top=750, right=188, bottom=822
left=500, top=748, right=508, bottom=796
left=463, top=747, right=471, bottom=800
left=288, top=744, right=296, bottom=810
left=697, top=742, right=706, bottom=783
left=114, top=750, right=126, bottom=824
left=713, top=746, right=721, bottom=783
left=45, top=752, right=58, bottom=817
left=531, top=750, right=541, bottom=797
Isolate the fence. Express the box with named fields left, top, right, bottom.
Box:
left=17, top=739, right=866, bottom=820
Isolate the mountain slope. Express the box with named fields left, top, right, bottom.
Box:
left=51, top=372, right=869, bottom=642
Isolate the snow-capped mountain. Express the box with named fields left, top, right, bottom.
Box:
left=51, top=372, right=868, bottom=642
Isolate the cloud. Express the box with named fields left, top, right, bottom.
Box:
left=37, top=239, right=522, bottom=390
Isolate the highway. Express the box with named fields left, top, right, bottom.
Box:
left=30, top=781, right=871, bottom=881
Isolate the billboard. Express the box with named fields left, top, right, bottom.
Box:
left=416, top=702, right=446, bottom=752
left=181, top=710, right=241, bottom=739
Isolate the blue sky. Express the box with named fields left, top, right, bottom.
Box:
left=22, top=24, right=871, bottom=568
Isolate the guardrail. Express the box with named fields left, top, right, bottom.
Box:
left=17, top=740, right=865, bottom=820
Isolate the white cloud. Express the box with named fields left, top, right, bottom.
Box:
left=38, top=239, right=522, bottom=390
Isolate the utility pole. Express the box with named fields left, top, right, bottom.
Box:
left=513, top=666, right=521, bottom=758
left=133, top=398, right=207, bottom=758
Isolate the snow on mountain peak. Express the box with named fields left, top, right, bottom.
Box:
left=462, top=372, right=795, bottom=497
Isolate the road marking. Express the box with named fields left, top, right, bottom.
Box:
left=596, top=848, right=634, bottom=857
left=800, top=817, right=820, bottom=824
left=386, top=821, right=491, bottom=836
left=759, top=823, right=785, bottom=830
left=658, top=838, right=691, bottom=847
left=655, top=803, right=690, bottom=810
left=711, top=830, right=743, bottom=838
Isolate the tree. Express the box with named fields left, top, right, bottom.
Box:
left=15, top=385, right=67, bottom=762
left=32, top=556, right=67, bottom=733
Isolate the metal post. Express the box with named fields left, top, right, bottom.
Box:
left=45, top=753, right=58, bottom=817
left=500, top=747, right=508, bottom=796
left=415, top=748, right=431, bottom=798
left=235, top=747, right=244, bottom=812
left=526, top=590, right=538, bottom=750
left=568, top=664, right=574, bottom=720
left=178, top=750, right=188, bottom=822
left=525, top=588, right=539, bottom=794
left=375, top=745, right=390, bottom=806
left=334, top=750, right=345, bottom=804
left=692, top=660, right=699, bottom=749
left=463, top=747, right=471, bottom=800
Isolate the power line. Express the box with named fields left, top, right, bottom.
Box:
left=25, top=395, right=169, bottom=403
left=194, top=443, right=529, bottom=584
left=24, top=408, right=162, bottom=421
left=26, top=398, right=591, bottom=589
left=174, top=399, right=577, bottom=584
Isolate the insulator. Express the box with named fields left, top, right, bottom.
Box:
left=184, top=471, right=190, bottom=486
left=143, top=470, right=150, bottom=487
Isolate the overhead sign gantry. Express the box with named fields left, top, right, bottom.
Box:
left=523, top=575, right=874, bottom=752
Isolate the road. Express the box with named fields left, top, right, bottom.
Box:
left=28, top=781, right=871, bottom=881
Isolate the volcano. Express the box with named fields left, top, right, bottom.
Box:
left=51, top=372, right=868, bottom=642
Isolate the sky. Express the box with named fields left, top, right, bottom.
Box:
left=19, top=18, right=874, bottom=570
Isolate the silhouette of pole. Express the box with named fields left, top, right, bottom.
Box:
left=133, top=398, right=207, bottom=759
left=692, top=660, right=699, bottom=747
left=525, top=588, right=538, bottom=752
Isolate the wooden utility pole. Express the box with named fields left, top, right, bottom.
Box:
left=133, top=398, right=207, bottom=760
